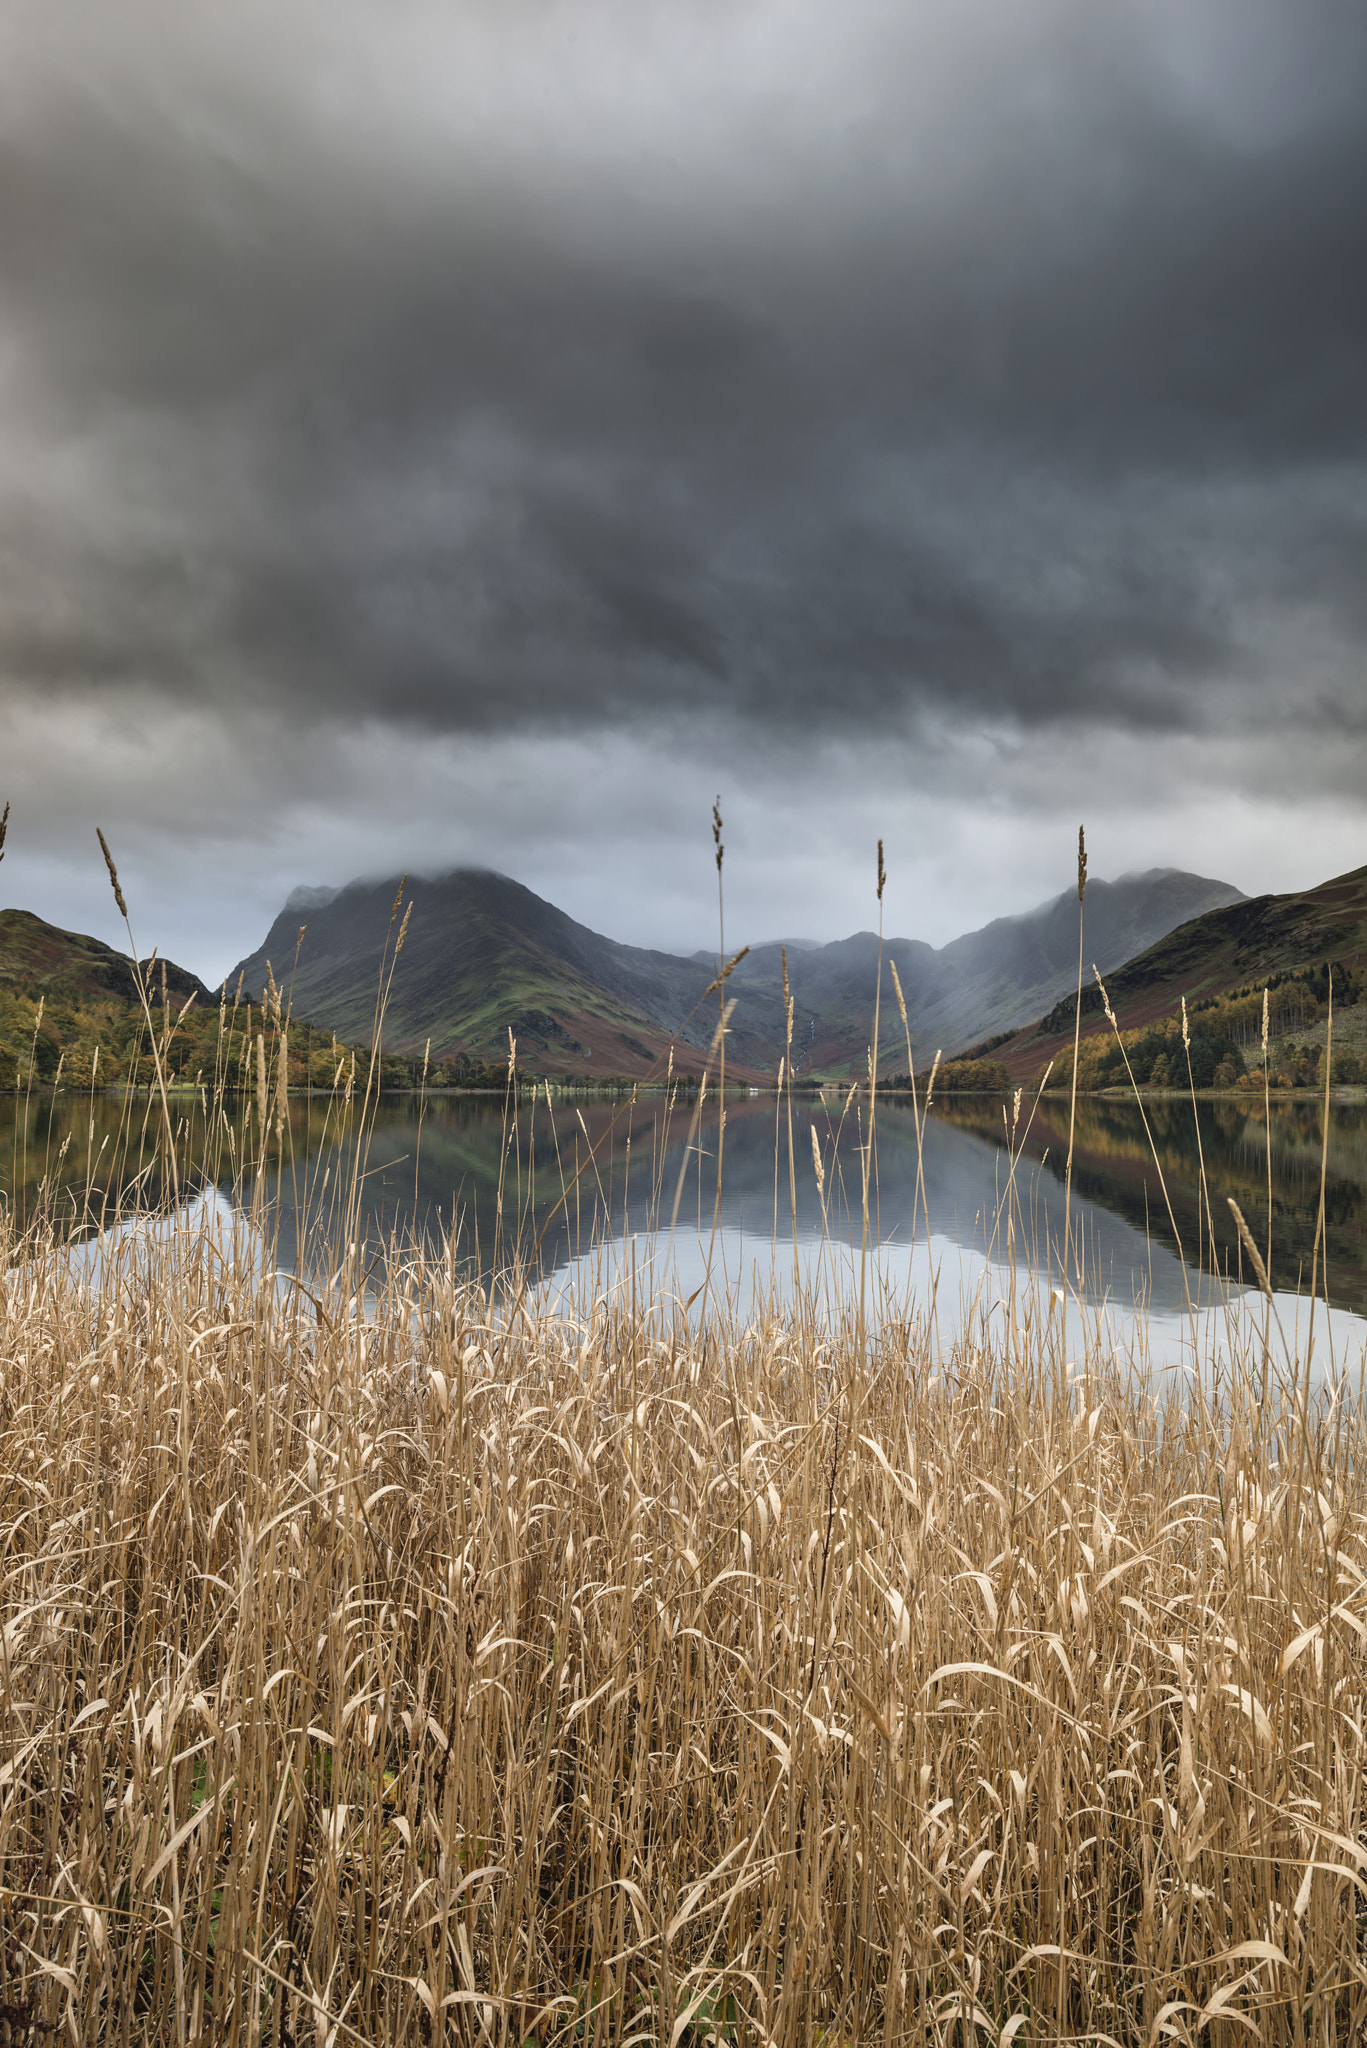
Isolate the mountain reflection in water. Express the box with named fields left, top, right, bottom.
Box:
left=6, top=1088, right=1367, bottom=1323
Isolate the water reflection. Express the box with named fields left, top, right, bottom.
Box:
left=6, top=1088, right=1367, bottom=1334
left=939, top=1092, right=1367, bottom=1310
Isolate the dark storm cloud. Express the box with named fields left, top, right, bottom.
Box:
left=1, top=0, right=1366, bottom=759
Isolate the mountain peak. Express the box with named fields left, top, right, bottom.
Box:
left=284, top=884, right=341, bottom=914
left=229, top=861, right=1249, bottom=1081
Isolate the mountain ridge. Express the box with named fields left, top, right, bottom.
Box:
left=991, top=862, right=1367, bottom=1082
left=228, top=863, right=1246, bottom=1079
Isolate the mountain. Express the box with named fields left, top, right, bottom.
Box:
left=229, top=864, right=1244, bottom=1081
left=729, top=867, right=1246, bottom=1074
left=0, top=909, right=208, bottom=1007
left=991, top=862, right=1367, bottom=1081
left=230, top=869, right=756, bottom=1080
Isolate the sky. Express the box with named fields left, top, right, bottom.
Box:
left=2, top=0, right=1366, bottom=982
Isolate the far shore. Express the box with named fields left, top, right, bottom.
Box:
left=6, top=1080, right=1367, bottom=1101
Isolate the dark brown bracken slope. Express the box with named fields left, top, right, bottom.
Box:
left=992, top=863, right=1367, bottom=1082
left=0, top=908, right=208, bottom=1006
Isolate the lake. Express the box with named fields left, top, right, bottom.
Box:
left=6, top=1084, right=1367, bottom=1363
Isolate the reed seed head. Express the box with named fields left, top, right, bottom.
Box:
left=1228, top=1198, right=1273, bottom=1299
left=0, top=799, right=8, bottom=863
left=810, top=1123, right=825, bottom=1196
left=889, top=958, right=910, bottom=1035
left=1094, top=966, right=1116, bottom=1028
left=1077, top=824, right=1087, bottom=903
left=394, top=900, right=413, bottom=958
left=712, top=797, right=724, bottom=874
left=1262, top=988, right=1269, bottom=1059
left=96, top=828, right=128, bottom=918
left=877, top=838, right=886, bottom=902
left=275, top=1031, right=289, bottom=1139
left=1182, top=994, right=1190, bottom=1051
left=704, top=946, right=750, bottom=997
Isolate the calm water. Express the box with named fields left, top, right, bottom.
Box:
left=6, top=1087, right=1367, bottom=1339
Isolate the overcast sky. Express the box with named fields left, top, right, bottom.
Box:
left=2, top=0, right=1366, bottom=980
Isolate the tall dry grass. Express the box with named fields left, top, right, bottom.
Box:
left=3, top=834, right=1367, bottom=2044
left=2, top=1186, right=1366, bottom=2044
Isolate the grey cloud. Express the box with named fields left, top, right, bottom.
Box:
left=0, top=0, right=1365, bottom=770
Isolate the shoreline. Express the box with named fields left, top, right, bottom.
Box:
left=6, top=1080, right=1367, bottom=1101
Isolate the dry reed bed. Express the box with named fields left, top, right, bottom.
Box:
left=1, top=1215, right=1366, bottom=2046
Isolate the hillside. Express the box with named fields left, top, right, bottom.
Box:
left=229, top=871, right=759, bottom=1082
left=0, top=909, right=210, bottom=1088
left=0, top=908, right=511, bottom=1095
left=989, top=862, right=1367, bottom=1084
left=229, top=865, right=1244, bottom=1081
left=0, top=908, right=207, bottom=1007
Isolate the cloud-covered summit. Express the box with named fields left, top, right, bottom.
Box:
left=2, top=1, right=1365, bottom=974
